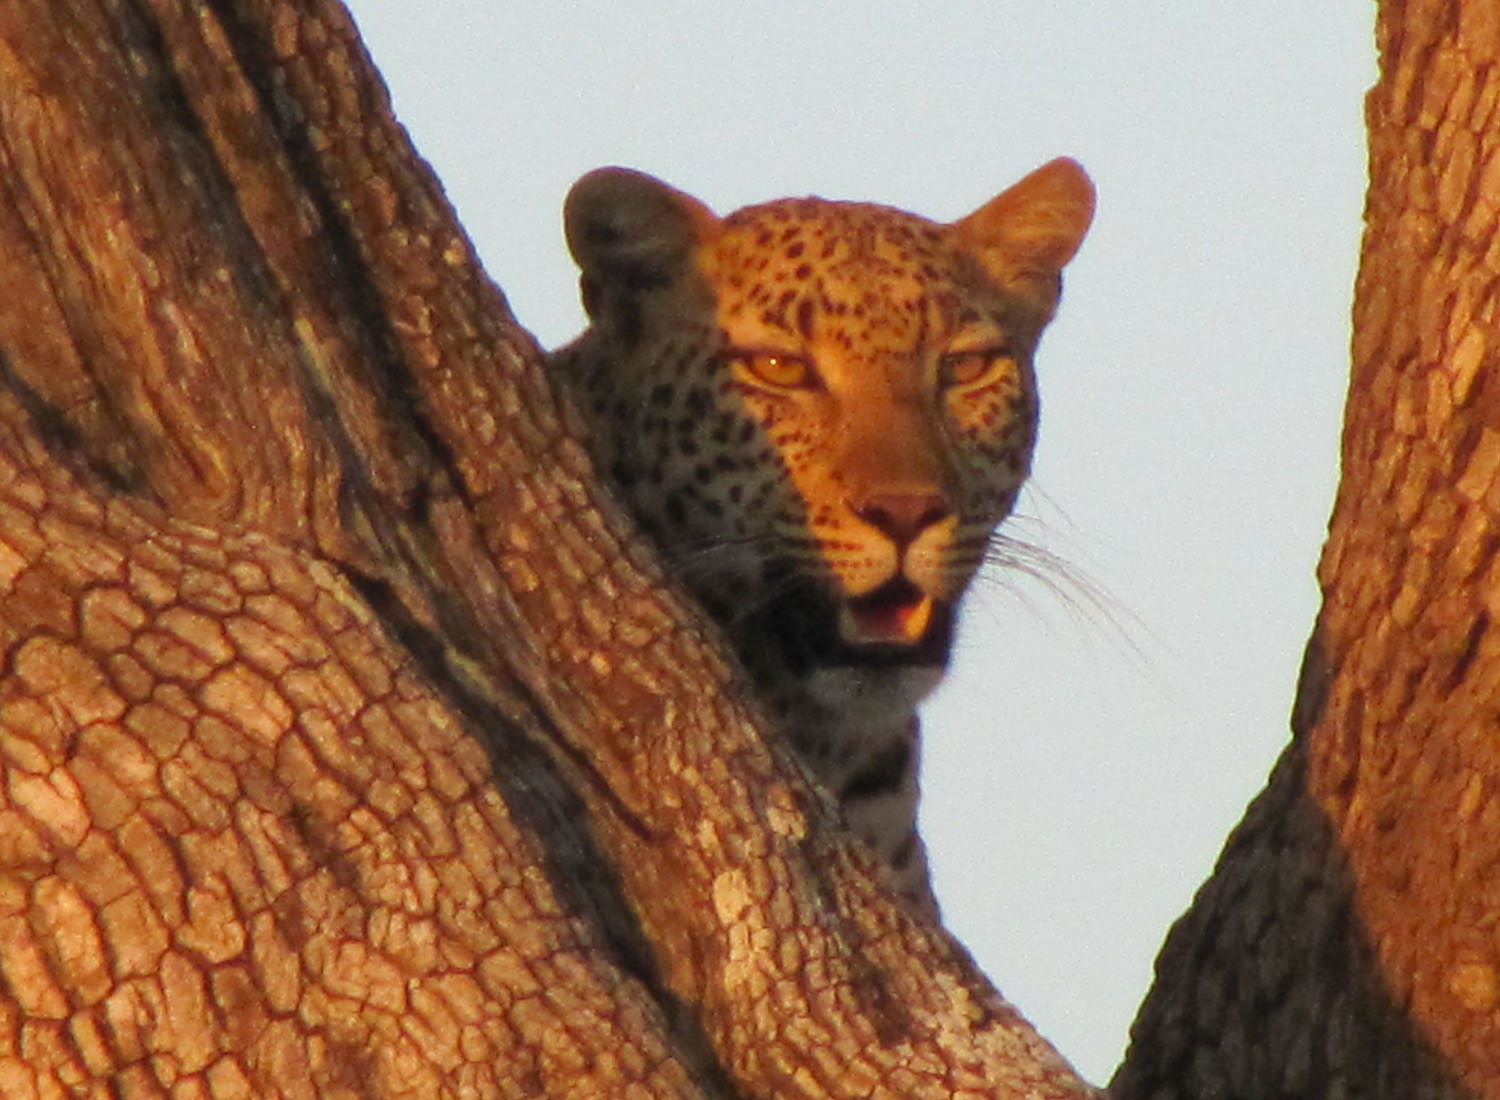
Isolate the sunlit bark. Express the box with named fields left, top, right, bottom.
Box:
left=0, top=1, right=1096, bottom=1097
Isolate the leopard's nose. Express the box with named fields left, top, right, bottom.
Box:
left=852, top=492, right=953, bottom=547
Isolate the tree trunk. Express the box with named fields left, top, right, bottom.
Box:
left=1113, top=2, right=1500, bottom=1096
left=0, top=2, right=1096, bottom=1098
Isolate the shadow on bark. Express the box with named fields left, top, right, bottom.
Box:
left=1113, top=725, right=1467, bottom=1098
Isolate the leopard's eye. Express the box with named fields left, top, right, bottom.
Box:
left=939, top=348, right=1014, bottom=389
left=731, top=352, right=816, bottom=390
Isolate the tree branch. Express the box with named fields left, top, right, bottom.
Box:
left=0, top=1, right=1094, bottom=1096
left=1115, top=2, right=1500, bottom=1095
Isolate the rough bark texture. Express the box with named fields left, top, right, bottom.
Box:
left=1113, top=2, right=1500, bottom=1097
left=0, top=1, right=1098, bottom=1098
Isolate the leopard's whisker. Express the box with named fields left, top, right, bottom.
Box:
left=978, top=529, right=1151, bottom=667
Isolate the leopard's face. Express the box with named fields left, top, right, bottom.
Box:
left=554, top=163, right=1092, bottom=672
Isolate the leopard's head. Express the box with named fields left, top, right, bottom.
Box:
left=558, top=161, right=1093, bottom=674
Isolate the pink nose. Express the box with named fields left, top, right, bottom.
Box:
left=852, top=492, right=953, bottom=546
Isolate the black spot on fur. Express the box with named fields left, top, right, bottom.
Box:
left=614, top=297, right=644, bottom=350
left=796, top=299, right=815, bottom=340
left=840, top=740, right=912, bottom=801
left=888, top=831, right=919, bottom=870
left=610, top=461, right=637, bottom=489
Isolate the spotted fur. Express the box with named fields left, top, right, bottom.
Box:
left=550, top=161, right=1093, bottom=910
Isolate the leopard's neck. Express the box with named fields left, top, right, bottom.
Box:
left=728, top=616, right=945, bottom=913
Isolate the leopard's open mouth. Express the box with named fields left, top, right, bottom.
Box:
left=838, top=578, right=937, bottom=647
left=756, top=573, right=953, bottom=671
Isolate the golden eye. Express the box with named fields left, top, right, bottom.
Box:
left=732, top=352, right=815, bottom=390
left=939, top=349, right=1013, bottom=389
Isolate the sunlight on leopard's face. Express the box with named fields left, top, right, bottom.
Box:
left=555, top=161, right=1094, bottom=671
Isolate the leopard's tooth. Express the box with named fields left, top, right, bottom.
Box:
left=898, top=595, right=934, bottom=642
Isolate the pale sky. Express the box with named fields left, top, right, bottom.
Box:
left=344, top=1, right=1376, bottom=1082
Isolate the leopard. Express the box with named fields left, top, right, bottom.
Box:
left=548, top=159, right=1093, bottom=912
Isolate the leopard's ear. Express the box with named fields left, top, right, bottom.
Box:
left=955, top=157, right=1094, bottom=314
left=564, top=168, right=721, bottom=295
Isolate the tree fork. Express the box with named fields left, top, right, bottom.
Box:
left=0, top=2, right=1095, bottom=1098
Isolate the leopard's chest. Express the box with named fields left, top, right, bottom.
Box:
left=732, top=619, right=942, bottom=906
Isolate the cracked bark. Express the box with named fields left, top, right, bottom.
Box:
left=0, top=1, right=1097, bottom=1098
left=1113, top=3, right=1500, bottom=1097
